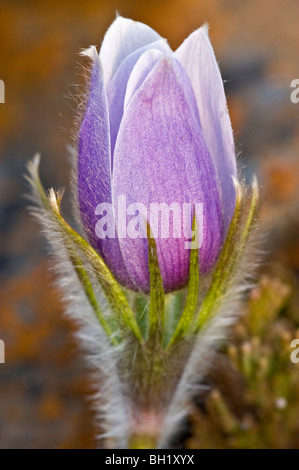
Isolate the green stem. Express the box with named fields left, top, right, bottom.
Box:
left=68, top=251, right=119, bottom=345
left=166, top=214, right=199, bottom=348
left=128, top=435, right=158, bottom=449
left=147, top=224, right=165, bottom=344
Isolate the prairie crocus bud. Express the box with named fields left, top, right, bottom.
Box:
left=78, top=16, right=237, bottom=293
left=29, top=17, right=259, bottom=450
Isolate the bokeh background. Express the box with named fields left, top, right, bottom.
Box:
left=0, top=0, right=299, bottom=448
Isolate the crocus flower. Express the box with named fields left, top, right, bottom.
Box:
left=78, top=16, right=237, bottom=293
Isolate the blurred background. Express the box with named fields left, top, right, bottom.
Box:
left=0, top=0, right=299, bottom=448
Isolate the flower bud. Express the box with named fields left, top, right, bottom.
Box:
left=78, top=17, right=237, bottom=293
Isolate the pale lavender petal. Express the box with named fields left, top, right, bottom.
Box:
left=78, top=47, right=135, bottom=289
left=123, top=49, right=163, bottom=110
left=175, top=26, right=237, bottom=229
left=100, top=16, right=162, bottom=87
left=107, top=40, right=172, bottom=160
left=112, top=55, right=223, bottom=293
left=124, top=50, right=200, bottom=124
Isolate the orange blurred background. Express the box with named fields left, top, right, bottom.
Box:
left=0, top=0, right=299, bottom=448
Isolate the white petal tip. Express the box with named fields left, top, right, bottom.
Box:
left=200, top=23, right=210, bottom=38
left=33, top=153, right=41, bottom=166
left=80, top=45, right=98, bottom=60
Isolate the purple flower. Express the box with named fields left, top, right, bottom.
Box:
left=77, top=17, right=237, bottom=293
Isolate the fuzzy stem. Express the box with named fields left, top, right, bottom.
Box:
left=124, top=338, right=188, bottom=449
left=127, top=407, right=166, bottom=449
left=128, top=434, right=158, bottom=449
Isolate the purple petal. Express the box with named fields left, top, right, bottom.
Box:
left=175, top=26, right=237, bottom=230
left=123, top=49, right=164, bottom=110
left=107, top=40, right=172, bottom=161
left=112, top=55, right=223, bottom=293
left=100, top=16, right=162, bottom=88
left=78, top=47, right=135, bottom=289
